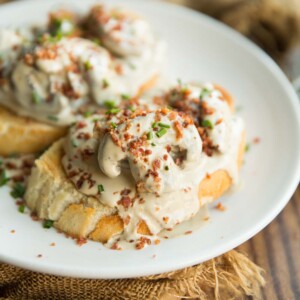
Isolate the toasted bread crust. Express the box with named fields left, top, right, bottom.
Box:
left=0, top=106, right=67, bottom=156
left=25, top=133, right=244, bottom=243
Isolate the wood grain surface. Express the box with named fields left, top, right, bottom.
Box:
left=238, top=186, right=300, bottom=300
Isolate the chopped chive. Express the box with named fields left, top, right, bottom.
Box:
left=104, top=100, right=116, bottom=109
left=110, top=122, right=117, bottom=129
left=147, top=132, right=153, bottom=140
left=121, top=94, right=130, bottom=100
left=152, top=122, right=158, bottom=128
left=10, top=183, right=25, bottom=198
left=93, top=118, right=101, bottom=123
left=245, top=144, right=250, bottom=152
left=164, top=166, right=169, bottom=171
left=105, top=108, right=120, bottom=115
left=151, top=143, right=156, bottom=147
left=98, top=184, right=104, bottom=193
left=43, top=219, right=54, bottom=229
left=71, top=139, right=78, bottom=148
left=84, top=60, right=93, bottom=70
left=199, top=87, right=211, bottom=99
left=102, top=78, right=110, bottom=88
left=0, top=170, right=9, bottom=187
left=83, top=111, right=92, bottom=118
left=156, top=128, right=168, bottom=138
left=201, top=119, right=214, bottom=129
left=32, top=91, right=42, bottom=104
left=158, top=122, right=171, bottom=129
left=18, top=204, right=25, bottom=213
left=128, top=105, right=135, bottom=112
left=47, top=115, right=59, bottom=122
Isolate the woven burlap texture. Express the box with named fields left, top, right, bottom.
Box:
left=0, top=250, right=265, bottom=300
left=168, top=0, right=300, bottom=62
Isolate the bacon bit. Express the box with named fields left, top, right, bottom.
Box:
left=145, top=149, right=152, bottom=156
left=136, top=237, right=151, bottom=250
left=120, top=189, right=131, bottom=196
left=173, top=121, right=183, bottom=140
left=76, top=238, right=87, bottom=246
left=253, top=137, right=261, bottom=144
left=5, top=162, right=17, bottom=169
left=77, top=121, right=87, bottom=129
left=185, top=230, right=192, bottom=235
left=206, top=173, right=211, bottom=179
left=154, top=239, right=160, bottom=245
left=215, top=202, right=226, bottom=212
left=155, top=207, right=160, bottom=211
left=115, top=64, right=123, bottom=75
left=163, top=154, right=168, bottom=161
left=81, top=148, right=95, bottom=160
left=160, top=107, right=169, bottom=115
left=166, top=145, right=171, bottom=153
left=37, top=254, right=43, bottom=258
left=203, top=216, right=210, bottom=221
left=166, top=228, right=173, bottom=231
left=152, top=159, right=161, bottom=171
left=111, top=242, right=122, bottom=250
left=215, top=118, right=223, bottom=125
left=201, top=102, right=215, bottom=115
left=50, top=242, right=56, bottom=247
left=124, top=133, right=131, bottom=141
left=169, top=111, right=177, bottom=120
left=10, top=230, right=15, bottom=234
left=118, top=196, right=132, bottom=209
left=24, top=53, right=34, bottom=65
left=31, top=212, right=40, bottom=221
left=123, top=215, right=131, bottom=226
left=162, top=216, right=169, bottom=224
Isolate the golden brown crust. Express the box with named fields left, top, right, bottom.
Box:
left=0, top=106, right=67, bottom=156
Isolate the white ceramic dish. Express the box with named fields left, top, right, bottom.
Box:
left=0, top=0, right=299, bottom=279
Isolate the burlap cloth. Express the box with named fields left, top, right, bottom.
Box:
left=1, top=0, right=299, bottom=299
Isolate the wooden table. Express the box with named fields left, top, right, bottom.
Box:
left=238, top=186, right=300, bottom=299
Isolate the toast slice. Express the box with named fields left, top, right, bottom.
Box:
left=25, top=133, right=245, bottom=243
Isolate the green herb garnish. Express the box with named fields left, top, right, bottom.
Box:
left=158, top=122, right=171, bottom=129
left=18, top=204, right=25, bottom=213
left=102, top=78, right=110, bottom=88
left=201, top=119, right=214, bottom=129
left=92, top=38, right=102, bottom=45
left=0, top=171, right=9, bottom=187
left=156, top=128, right=168, bottom=138
left=164, top=166, right=169, bottom=171
left=152, top=122, right=158, bottom=128
left=121, top=94, right=130, bottom=100
left=110, top=122, right=117, bottom=129
left=128, top=105, right=135, bottom=112
left=10, top=183, right=25, bottom=199
left=147, top=132, right=153, bottom=140
left=105, top=108, right=120, bottom=115
left=98, top=184, right=104, bottom=193
left=32, top=91, right=42, bottom=104
left=71, top=139, right=78, bottom=148
left=43, top=219, right=54, bottom=229
left=47, top=115, right=59, bottom=122
left=84, top=60, right=93, bottom=70
left=83, top=111, right=92, bottom=118
left=151, top=143, right=156, bottom=147
left=245, top=144, right=250, bottom=152
left=199, top=87, right=211, bottom=99
left=104, top=100, right=116, bottom=109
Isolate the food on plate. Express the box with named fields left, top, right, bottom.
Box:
left=25, top=83, right=245, bottom=249
left=0, top=5, right=165, bottom=155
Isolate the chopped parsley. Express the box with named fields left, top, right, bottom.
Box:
left=110, top=122, right=117, bottom=129
left=71, top=139, right=78, bottom=148
left=200, top=87, right=211, bottom=99
left=201, top=119, right=214, bottom=129
left=18, top=204, right=25, bottom=213
left=121, top=94, right=130, bottom=100
left=83, top=111, right=92, bottom=118
left=0, top=171, right=9, bottom=187
left=158, top=122, right=171, bottom=129
left=84, top=60, right=93, bottom=70
left=32, top=90, right=42, bottom=104
left=104, top=100, right=116, bottom=109
left=102, top=78, right=110, bottom=88
left=98, top=184, right=104, bottom=193
left=128, top=105, right=135, bottom=112
left=105, top=108, right=120, bottom=115
left=43, top=219, right=54, bottom=229
left=151, top=143, right=156, bottom=147
left=10, top=183, right=25, bottom=199
left=152, top=122, right=158, bottom=128
left=164, top=166, right=169, bottom=171
left=47, top=115, right=59, bottom=122
left=156, top=128, right=168, bottom=138
left=147, top=132, right=153, bottom=140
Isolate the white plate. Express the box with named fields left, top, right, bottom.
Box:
left=0, top=0, right=300, bottom=279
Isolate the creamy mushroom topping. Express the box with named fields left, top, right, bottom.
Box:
left=0, top=5, right=165, bottom=126
left=62, top=87, right=244, bottom=249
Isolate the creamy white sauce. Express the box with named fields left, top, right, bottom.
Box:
left=62, top=84, right=244, bottom=249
